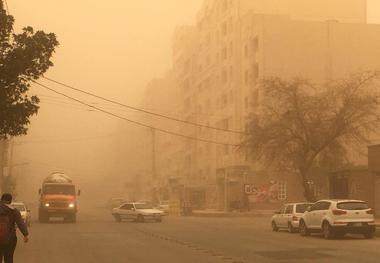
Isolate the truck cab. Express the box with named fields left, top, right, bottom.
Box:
left=38, top=173, right=80, bottom=223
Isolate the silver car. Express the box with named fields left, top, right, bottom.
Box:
left=271, top=202, right=312, bottom=233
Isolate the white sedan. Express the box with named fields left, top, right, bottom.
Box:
left=112, top=202, right=164, bottom=222
left=11, top=202, right=31, bottom=227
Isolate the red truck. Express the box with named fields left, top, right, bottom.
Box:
left=38, top=172, right=80, bottom=223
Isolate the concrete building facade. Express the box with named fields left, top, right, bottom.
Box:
left=140, top=0, right=380, bottom=211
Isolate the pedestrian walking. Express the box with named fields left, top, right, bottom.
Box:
left=0, top=193, right=29, bottom=263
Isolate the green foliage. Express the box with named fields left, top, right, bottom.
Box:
left=0, top=0, right=59, bottom=138
left=242, top=72, right=380, bottom=201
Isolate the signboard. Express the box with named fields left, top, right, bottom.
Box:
left=244, top=182, right=282, bottom=203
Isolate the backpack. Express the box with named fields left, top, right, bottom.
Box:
left=0, top=207, right=11, bottom=245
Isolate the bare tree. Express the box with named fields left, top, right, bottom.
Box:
left=241, top=72, right=380, bottom=201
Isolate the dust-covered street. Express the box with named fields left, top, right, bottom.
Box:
left=15, top=207, right=380, bottom=263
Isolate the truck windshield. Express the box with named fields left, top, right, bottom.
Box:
left=43, top=185, right=75, bottom=195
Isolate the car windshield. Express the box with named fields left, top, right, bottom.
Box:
left=135, top=203, right=153, bottom=209
left=12, top=204, right=26, bottom=211
left=337, top=202, right=369, bottom=210
left=296, top=203, right=312, bottom=213
left=43, top=185, right=75, bottom=195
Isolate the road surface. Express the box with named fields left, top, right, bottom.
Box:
left=14, top=207, right=380, bottom=263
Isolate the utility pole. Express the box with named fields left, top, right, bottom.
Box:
left=224, top=171, right=228, bottom=212
left=151, top=128, right=157, bottom=180
left=151, top=128, right=158, bottom=203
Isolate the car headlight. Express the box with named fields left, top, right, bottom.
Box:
left=44, top=203, right=50, bottom=207
left=68, top=203, right=75, bottom=208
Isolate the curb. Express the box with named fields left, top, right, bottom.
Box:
left=191, top=211, right=274, bottom=218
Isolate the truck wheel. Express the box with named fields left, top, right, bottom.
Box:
left=65, top=214, right=76, bottom=223
left=38, top=211, right=48, bottom=223
left=137, top=214, right=145, bottom=223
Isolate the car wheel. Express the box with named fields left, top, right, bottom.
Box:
left=299, top=220, right=310, bottom=236
left=288, top=222, right=296, bottom=233
left=271, top=221, right=279, bottom=232
left=363, top=232, right=375, bottom=239
left=156, top=216, right=162, bottom=223
left=322, top=221, right=334, bottom=239
left=114, top=214, right=122, bottom=222
left=137, top=214, right=145, bottom=223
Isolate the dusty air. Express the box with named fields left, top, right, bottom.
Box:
left=1, top=0, right=380, bottom=262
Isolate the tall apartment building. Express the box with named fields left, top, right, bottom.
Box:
left=141, top=0, right=380, bottom=210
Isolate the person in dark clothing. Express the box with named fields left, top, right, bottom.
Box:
left=0, top=193, right=29, bottom=263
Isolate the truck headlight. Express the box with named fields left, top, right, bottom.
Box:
left=68, top=203, right=75, bottom=208
left=44, top=203, right=50, bottom=207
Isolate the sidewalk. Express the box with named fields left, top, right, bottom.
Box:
left=191, top=209, right=275, bottom=218
left=192, top=210, right=380, bottom=227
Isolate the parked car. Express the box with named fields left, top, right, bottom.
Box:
left=156, top=200, right=170, bottom=215
left=106, top=198, right=127, bottom=209
left=271, top=202, right=312, bottom=233
left=11, top=202, right=31, bottom=227
left=299, top=199, right=376, bottom=239
left=112, top=202, right=164, bottom=222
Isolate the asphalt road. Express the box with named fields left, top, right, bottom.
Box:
left=14, top=207, right=380, bottom=263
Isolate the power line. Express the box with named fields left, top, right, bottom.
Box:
left=42, top=76, right=246, bottom=135
left=32, top=80, right=239, bottom=147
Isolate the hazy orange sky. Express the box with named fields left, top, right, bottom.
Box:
left=8, top=0, right=380, bottom=106
left=7, top=0, right=380, bottom=151
left=6, top=0, right=380, bottom=199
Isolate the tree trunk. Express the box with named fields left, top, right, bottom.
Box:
left=300, top=169, right=317, bottom=202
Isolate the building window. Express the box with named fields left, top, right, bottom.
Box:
left=222, top=22, right=227, bottom=36
left=224, top=145, right=229, bottom=155
left=252, top=36, right=259, bottom=52
left=222, top=0, right=228, bottom=11
left=252, top=63, right=259, bottom=82
left=221, top=118, right=229, bottom=129
left=184, top=78, right=190, bottom=90
left=277, top=182, right=287, bottom=200
left=184, top=98, right=190, bottom=109
left=221, top=94, right=228, bottom=108
left=206, top=55, right=211, bottom=66
left=229, top=66, right=234, bottom=81
left=252, top=89, right=259, bottom=107
left=222, top=47, right=227, bottom=60
left=222, top=70, right=228, bottom=84
left=244, top=70, right=249, bottom=85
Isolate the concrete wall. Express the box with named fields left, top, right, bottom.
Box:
left=241, top=0, right=367, bottom=23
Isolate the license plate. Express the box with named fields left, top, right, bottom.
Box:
left=351, top=222, right=362, bottom=227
